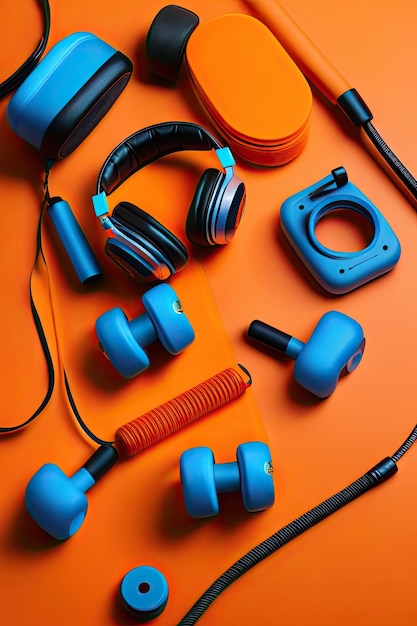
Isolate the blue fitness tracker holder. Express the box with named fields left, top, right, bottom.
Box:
left=280, top=167, right=401, bottom=294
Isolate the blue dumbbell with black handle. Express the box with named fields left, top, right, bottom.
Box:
left=95, top=283, right=195, bottom=378
left=25, top=445, right=119, bottom=540
left=248, top=310, right=365, bottom=398
left=180, top=441, right=274, bottom=518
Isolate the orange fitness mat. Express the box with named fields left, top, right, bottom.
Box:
left=2, top=1, right=417, bottom=625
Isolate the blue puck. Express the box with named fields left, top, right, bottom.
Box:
left=120, top=565, right=169, bottom=622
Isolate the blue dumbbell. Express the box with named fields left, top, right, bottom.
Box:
left=95, top=283, right=195, bottom=378
left=180, top=442, right=274, bottom=518
left=248, top=310, right=365, bottom=398
left=25, top=445, right=119, bottom=540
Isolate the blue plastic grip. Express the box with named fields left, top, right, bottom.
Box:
left=213, top=462, right=241, bottom=493
left=47, top=197, right=102, bottom=284
left=129, top=313, right=158, bottom=346
left=25, top=446, right=118, bottom=540
left=294, top=311, right=365, bottom=398
left=25, top=464, right=94, bottom=540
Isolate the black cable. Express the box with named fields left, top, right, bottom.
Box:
left=0, top=160, right=109, bottom=447
left=63, top=371, right=115, bottom=446
left=177, top=424, right=417, bottom=625
left=0, top=161, right=55, bottom=433
left=362, top=120, right=417, bottom=204
left=0, top=0, right=51, bottom=99
left=391, top=424, right=417, bottom=462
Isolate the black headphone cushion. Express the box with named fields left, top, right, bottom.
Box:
left=186, top=168, right=225, bottom=247
left=146, top=5, right=200, bottom=83
left=104, top=238, right=157, bottom=284
left=112, top=202, right=188, bottom=271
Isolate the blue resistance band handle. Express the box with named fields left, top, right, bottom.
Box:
left=47, top=197, right=102, bottom=284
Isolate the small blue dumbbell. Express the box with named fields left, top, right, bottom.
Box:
left=95, top=283, right=195, bottom=378
left=248, top=310, right=365, bottom=398
left=180, top=442, right=274, bottom=518
left=25, top=445, right=119, bottom=540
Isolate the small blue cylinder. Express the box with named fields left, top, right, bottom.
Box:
left=120, top=566, right=169, bottom=621
left=47, top=197, right=102, bottom=284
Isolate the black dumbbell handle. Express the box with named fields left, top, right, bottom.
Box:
left=83, top=445, right=119, bottom=482
left=248, top=320, right=292, bottom=355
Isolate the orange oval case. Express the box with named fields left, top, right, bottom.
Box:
left=186, top=13, right=313, bottom=166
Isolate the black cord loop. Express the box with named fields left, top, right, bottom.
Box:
left=0, top=0, right=51, bottom=99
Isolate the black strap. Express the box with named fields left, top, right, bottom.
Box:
left=0, top=161, right=113, bottom=444
left=0, top=0, right=51, bottom=99
left=0, top=163, right=54, bottom=433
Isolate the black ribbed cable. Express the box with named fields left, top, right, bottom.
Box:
left=177, top=424, right=417, bottom=625
left=362, top=120, right=417, bottom=204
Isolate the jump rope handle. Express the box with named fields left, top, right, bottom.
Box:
left=246, top=0, right=372, bottom=125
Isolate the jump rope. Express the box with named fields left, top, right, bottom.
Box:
left=2, top=1, right=417, bottom=623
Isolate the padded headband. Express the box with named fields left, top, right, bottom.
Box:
left=96, top=121, right=223, bottom=196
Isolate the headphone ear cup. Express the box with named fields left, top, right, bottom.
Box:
left=104, top=238, right=160, bottom=285
left=186, top=168, right=224, bottom=247
left=146, top=5, right=199, bottom=83
left=106, top=202, right=188, bottom=284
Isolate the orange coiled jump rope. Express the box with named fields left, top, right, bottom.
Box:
left=64, top=365, right=251, bottom=454
left=116, top=366, right=251, bottom=458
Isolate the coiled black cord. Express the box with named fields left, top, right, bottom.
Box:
left=362, top=120, right=417, bottom=204
left=177, top=424, right=417, bottom=625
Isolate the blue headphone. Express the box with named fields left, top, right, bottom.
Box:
left=92, top=121, right=246, bottom=284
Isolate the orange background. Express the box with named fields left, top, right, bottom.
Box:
left=1, top=1, right=417, bottom=625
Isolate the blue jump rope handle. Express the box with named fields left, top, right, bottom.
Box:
left=47, top=197, right=102, bottom=284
